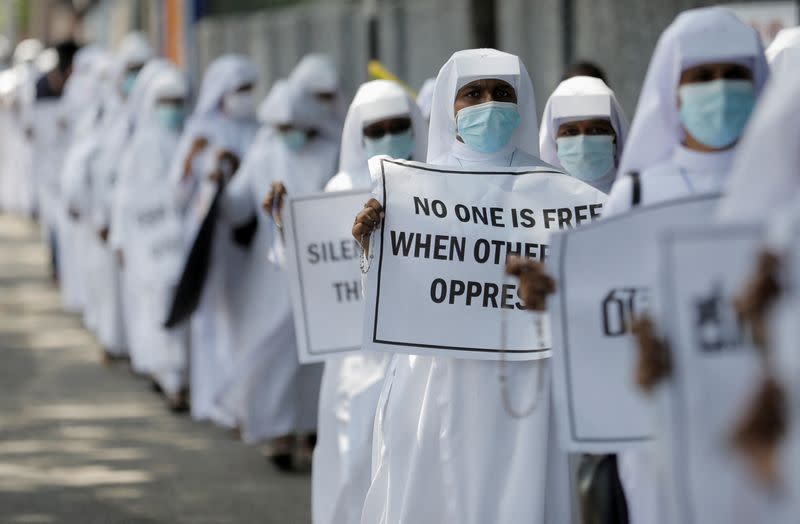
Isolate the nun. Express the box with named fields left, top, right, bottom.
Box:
left=101, top=58, right=172, bottom=371
left=312, top=79, right=427, bottom=524
left=222, top=61, right=340, bottom=469
left=56, top=47, right=109, bottom=314
left=539, top=75, right=628, bottom=193
left=83, top=33, right=153, bottom=359
left=32, top=40, right=79, bottom=282
left=213, top=80, right=290, bottom=432
left=0, top=39, right=42, bottom=216
left=604, top=7, right=767, bottom=215
left=597, top=8, right=769, bottom=524
left=167, top=54, right=259, bottom=426
left=509, top=9, right=769, bottom=523
left=110, top=62, right=190, bottom=409
left=354, top=49, right=571, bottom=524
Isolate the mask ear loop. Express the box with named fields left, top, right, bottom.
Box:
left=499, top=300, right=546, bottom=419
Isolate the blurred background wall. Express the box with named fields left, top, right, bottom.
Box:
left=2, top=0, right=798, bottom=116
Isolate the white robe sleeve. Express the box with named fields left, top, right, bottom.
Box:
left=603, top=174, right=635, bottom=217
left=220, top=154, right=257, bottom=227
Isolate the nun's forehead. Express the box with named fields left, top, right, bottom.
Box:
left=550, top=94, right=611, bottom=120
left=359, top=94, right=410, bottom=127
left=677, top=25, right=759, bottom=65
left=454, top=54, right=520, bottom=91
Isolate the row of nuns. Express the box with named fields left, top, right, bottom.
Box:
left=5, top=5, right=800, bottom=524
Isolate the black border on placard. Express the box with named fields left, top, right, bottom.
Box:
left=370, top=158, right=564, bottom=355
left=659, top=224, right=762, bottom=524
left=558, top=193, right=722, bottom=445
left=290, top=189, right=371, bottom=357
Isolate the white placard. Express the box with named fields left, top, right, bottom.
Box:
left=727, top=1, right=799, bottom=46
left=284, top=189, right=372, bottom=363
left=363, top=158, right=606, bottom=360
left=656, top=224, right=796, bottom=524
left=548, top=195, right=720, bottom=452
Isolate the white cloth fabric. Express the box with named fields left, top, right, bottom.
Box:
left=416, top=77, right=436, bottom=120
left=765, top=27, right=800, bottom=79
left=312, top=80, right=427, bottom=524
left=216, top=71, right=338, bottom=441
left=167, top=54, right=259, bottom=426
left=539, top=75, right=628, bottom=193
left=361, top=49, right=571, bottom=524
left=601, top=8, right=768, bottom=524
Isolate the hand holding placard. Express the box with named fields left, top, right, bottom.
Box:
left=352, top=198, right=383, bottom=254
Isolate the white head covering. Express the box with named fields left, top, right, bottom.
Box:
left=416, top=77, right=436, bottom=120
left=192, top=54, right=258, bottom=118
left=36, top=47, right=58, bottom=74
left=289, top=53, right=339, bottom=94
left=288, top=53, right=345, bottom=139
left=113, top=32, right=154, bottom=87
left=617, top=7, right=769, bottom=177
left=263, top=79, right=328, bottom=132
left=339, top=80, right=427, bottom=177
left=13, top=39, right=43, bottom=65
left=113, top=58, right=171, bottom=133
left=257, top=79, right=288, bottom=124
left=117, top=32, right=152, bottom=68
left=426, top=48, right=539, bottom=162
left=765, top=27, right=800, bottom=78
left=139, top=65, right=187, bottom=124
left=62, top=46, right=107, bottom=106
left=717, top=64, right=800, bottom=224
left=539, top=75, right=628, bottom=172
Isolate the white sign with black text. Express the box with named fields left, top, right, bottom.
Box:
left=284, top=189, right=372, bottom=363
left=362, top=158, right=606, bottom=361
left=656, top=225, right=796, bottom=524
left=548, top=195, right=720, bottom=452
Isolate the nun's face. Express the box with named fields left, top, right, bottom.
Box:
left=678, top=62, right=752, bottom=86
left=454, top=79, right=517, bottom=115
left=677, top=61, right=757, bottom=152
left=362, top=117, right=412, bottom=140
left=314, top=91, right=337, bottom=103
left=556, top=118, right=615, bottom=142
left=362, top=116, right=415, bottom=160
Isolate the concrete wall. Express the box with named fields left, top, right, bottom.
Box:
left=195, top=0, right=473, bottom=101
left=182, top=0, right=798, bottom=115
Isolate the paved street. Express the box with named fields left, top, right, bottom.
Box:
left=0, top=216, right=311, bottom=524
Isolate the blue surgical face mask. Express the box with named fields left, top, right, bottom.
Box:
left=456, top=101, right=521, bottom=153
left=556, top=134, right=616, bottom=182
left=363, top=129, right=415, bottom=160
left=678, top=79, right=756, bottom=149
left=121, top=72, right=138, bottom=96
left=280, top=129, right=308, bottom=151
left=155, top=104, right=185, bottom=132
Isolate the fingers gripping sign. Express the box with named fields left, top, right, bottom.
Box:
left=263, top=181, right=289, bottom=236
left=352, top=198, right=384, bottom=257
left=505, top=255, right=556, bottom=312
